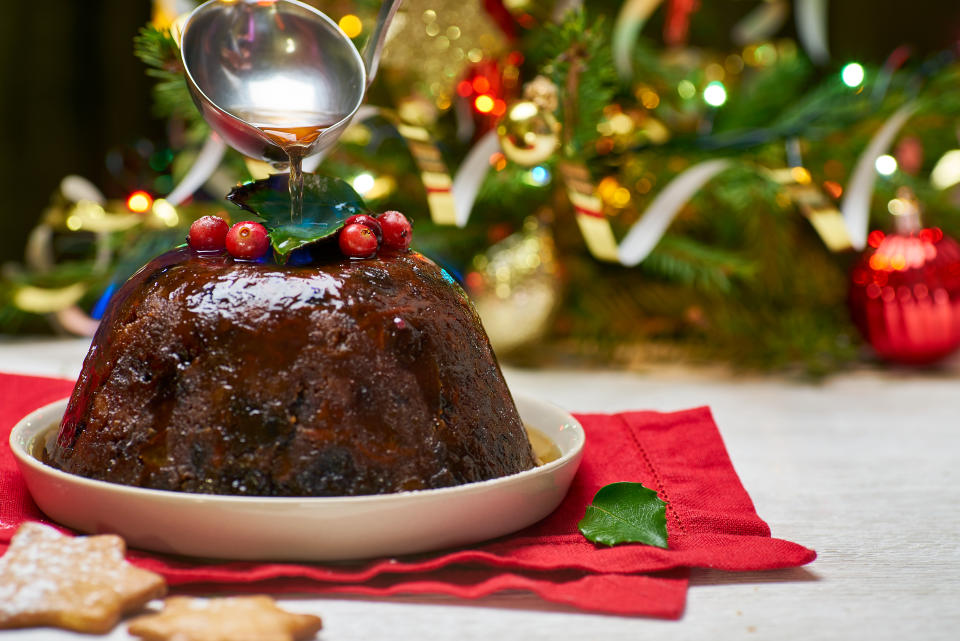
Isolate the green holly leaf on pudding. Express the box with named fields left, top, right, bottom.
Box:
left=578, top=482, right=669, bottom=548
left=227, top=174, right=367, bottom=261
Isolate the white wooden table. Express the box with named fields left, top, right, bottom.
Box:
left=2, top=337, right=958, bottom=640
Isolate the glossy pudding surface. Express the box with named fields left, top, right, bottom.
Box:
left=49, top=249, right=535, bottom=496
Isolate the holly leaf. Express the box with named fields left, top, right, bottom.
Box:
left=577, top=482, right=669, bottom=548
left=227, top=173, right=366, bottom=260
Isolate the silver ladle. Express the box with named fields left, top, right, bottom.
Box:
left=181, top=0, right=402, bottom=164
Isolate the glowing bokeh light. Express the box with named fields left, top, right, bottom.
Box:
left=339, top=14, right=362, bottom=38
left=474, top=95, right=495, bottom=113
left=509, top=101, right=538, bottom=121
left=352, top=173, right=375, bottom=195
left=875, top=154, right=898, bottom=176
left=127, top=191, right=153, bottom=213
left=472, top=76, right=491, bottom=94
left=529, top=166, right=550, bottom=185
left=931, top=149, right=960, bottom=189
left=888, top=198, right=907, bottom=215
left=823, top=180, right=843, bottom=199
left=703, top=81, right=728, bottom=107
left=841, top=62, right=865, bottom=87
left=152, top=198, right=178, bottom=227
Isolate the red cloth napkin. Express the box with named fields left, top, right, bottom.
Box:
left=0, top=371, right=814, bottom=618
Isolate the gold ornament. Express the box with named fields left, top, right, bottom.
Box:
left=380, top=0, right=508, bottom=108
left=151, top=0, right=195, bottom=30
left=522, top=75, right=559, bottom=112
left=497, top=100, right=560, bottom=167
left=16, top=174, right=215, bottom=336
left=502, top=0, right=582, bottom=24
left=467, top=217, right=562, bottom=354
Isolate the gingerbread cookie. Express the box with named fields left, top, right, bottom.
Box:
left=0, top=522, right=167, bottom=633
left=128, top=596, right=323, bottom=641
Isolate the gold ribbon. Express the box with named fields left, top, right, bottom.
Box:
left=768, top=167, right=852, bottom=252
left=558, top=163, right=621, bottom=262
left=394, top=121, right=458, bottom=225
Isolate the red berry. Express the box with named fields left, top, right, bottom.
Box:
left=344, top=214, right=382, bottom=242
left=377, top=210, right=412, bottom=252
left=339, top=223, right=379, bottom=258
left=225, top=221, right=270, bottom=260
left=188, top=215, right=229, bottom=251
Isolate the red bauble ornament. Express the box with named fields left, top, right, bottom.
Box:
left=849, top=212, right=960, bottom=365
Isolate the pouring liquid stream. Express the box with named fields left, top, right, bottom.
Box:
left=232, top=108, right=339, bottom=223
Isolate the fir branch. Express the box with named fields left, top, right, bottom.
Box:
left=134, top=26, right=203, bottom=125
left=641, top=234, right=757, bottom=294
left=133, top=25, right=180, bottom=71
left=534, top=10, right=619, bottom=157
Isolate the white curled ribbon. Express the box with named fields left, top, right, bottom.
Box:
left=841, top=101, right=918, bottom=250
left=165, top=133, right=227, bottom=206
left=618, top=159, right=732, bottom=266
left=795, top=0, right=831, bottom=64
left=167, top=102, right=919, bottom=265
left=451, top=130, right=502, bottom=228
left=612, top=0, right=664, bottom=80
left=445, top=128, right=732, bottom=265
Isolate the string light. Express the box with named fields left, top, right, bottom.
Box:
left=352, top=173, right=375, bottom=195
left=127, top=191, right=152, bottom=213
left=931, top=149, right=960, bottom=189
left=875, top=154, right=898, bottom=176
left=490, top=152, right=507, bottom=172
left=841, top=62, right=865, bottom=87
left=703, top=81, right=728, bottom=107
left=152, top=199, right=179, bottom=227
left=338, top=15, right=363, bottom=39
left=529, top=166, right=550, bottom=186
left=474, top=95, right=495, bottom=113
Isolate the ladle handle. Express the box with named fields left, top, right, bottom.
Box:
left=362, top=0, right=403, bottom=88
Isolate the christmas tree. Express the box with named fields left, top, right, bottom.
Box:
left=5, top=0, right=960, bottom=376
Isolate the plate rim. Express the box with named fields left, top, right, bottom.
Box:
left=10, top=394, right=585, bottom=506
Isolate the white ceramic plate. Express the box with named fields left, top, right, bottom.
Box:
left=10, top=395, right=584, bottom=561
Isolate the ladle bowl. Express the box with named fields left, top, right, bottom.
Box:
left=181, top=0, right=367, bottom=164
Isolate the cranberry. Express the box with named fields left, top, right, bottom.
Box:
left=344, top=214, right=383, bottom=242
left=339, top=223, right=380, bottom=258
left=188, top=215, right=229, bottom=252
left=225, top=221, right=270, bottom=260
left=377, top=210, right=412, bottom=252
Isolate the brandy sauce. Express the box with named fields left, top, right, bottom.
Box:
left=233, top=108, right=338, bottom=223
left=525, top=425, right=561, bottom=465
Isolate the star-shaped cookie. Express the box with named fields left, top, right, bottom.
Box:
left=128, top=596, right=323, bottom=641
left=0, top=522, right=167, bottom=633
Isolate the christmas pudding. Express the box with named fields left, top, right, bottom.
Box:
left=47, top=177, right=536, bottom=496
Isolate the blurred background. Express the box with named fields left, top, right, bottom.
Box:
left=2, top=0, right=960, bottom=375
left=0, top=1, right=157, bottom=262
left=4, top=0, right=958, bottom=263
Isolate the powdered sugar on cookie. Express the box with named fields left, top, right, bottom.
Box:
left=0, top=522, right=166, bottom=633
